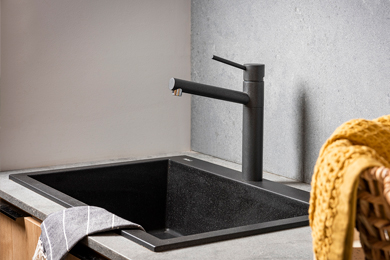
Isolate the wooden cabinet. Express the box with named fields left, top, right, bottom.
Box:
left=0, top=212, right=41, bottom=260
left=0, top=199, right=109, bottom=260
left=0, top=207, right=79, bottom=260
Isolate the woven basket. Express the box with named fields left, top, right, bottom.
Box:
left=357, top=167, right=390, bottom=260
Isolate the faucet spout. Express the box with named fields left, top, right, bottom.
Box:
left=172, top=88, right=182, bottom=96
left=169, top=78, right=249, bottom=105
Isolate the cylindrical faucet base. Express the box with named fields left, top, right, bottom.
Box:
left=242, top=80, right=264, bottom=181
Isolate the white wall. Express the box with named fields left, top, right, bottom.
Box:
left=0, top=0, right=191, bottom=170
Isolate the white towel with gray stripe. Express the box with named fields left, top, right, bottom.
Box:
left=32, top=206, right=144, bottom=260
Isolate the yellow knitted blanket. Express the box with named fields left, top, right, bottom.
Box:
left=309, top=115, right=390, bottom=260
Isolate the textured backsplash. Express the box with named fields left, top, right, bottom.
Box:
left=191, top=0, right=390, bottom=183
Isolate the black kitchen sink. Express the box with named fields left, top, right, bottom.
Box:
left=9, top=156, right=309, bottom=251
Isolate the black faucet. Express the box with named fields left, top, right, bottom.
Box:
left=169, top=55, right=265, bottom=181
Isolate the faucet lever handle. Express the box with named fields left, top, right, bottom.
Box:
left=212, top=55, right=246, bottom=71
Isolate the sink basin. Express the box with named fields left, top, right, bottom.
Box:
left=10, top=156, right=310, bottom=251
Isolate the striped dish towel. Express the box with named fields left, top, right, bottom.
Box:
left=32, top=206, right=144, bottom=260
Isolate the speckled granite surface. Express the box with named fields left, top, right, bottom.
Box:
left=0, top=152, right=313, bottom=260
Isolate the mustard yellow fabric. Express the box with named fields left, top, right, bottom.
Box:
left=309, top=115, right=390, bottom=260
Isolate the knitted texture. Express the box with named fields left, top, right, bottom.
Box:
left=309, top=115, right=390, bottom=260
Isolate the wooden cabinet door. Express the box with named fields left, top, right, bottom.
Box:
left=0, top=212, right=79, bottom=260
left=0, top=211, right=13, bottom=260
left=0, top=212, right=41, bottom=259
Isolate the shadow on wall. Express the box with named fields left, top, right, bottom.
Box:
left=297, top=82, right=311, bottom=183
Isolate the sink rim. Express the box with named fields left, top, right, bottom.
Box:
left=9, top=156, right=310, bottom=252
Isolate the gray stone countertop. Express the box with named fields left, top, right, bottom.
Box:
left=0, top=152, right=313, bottom=260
